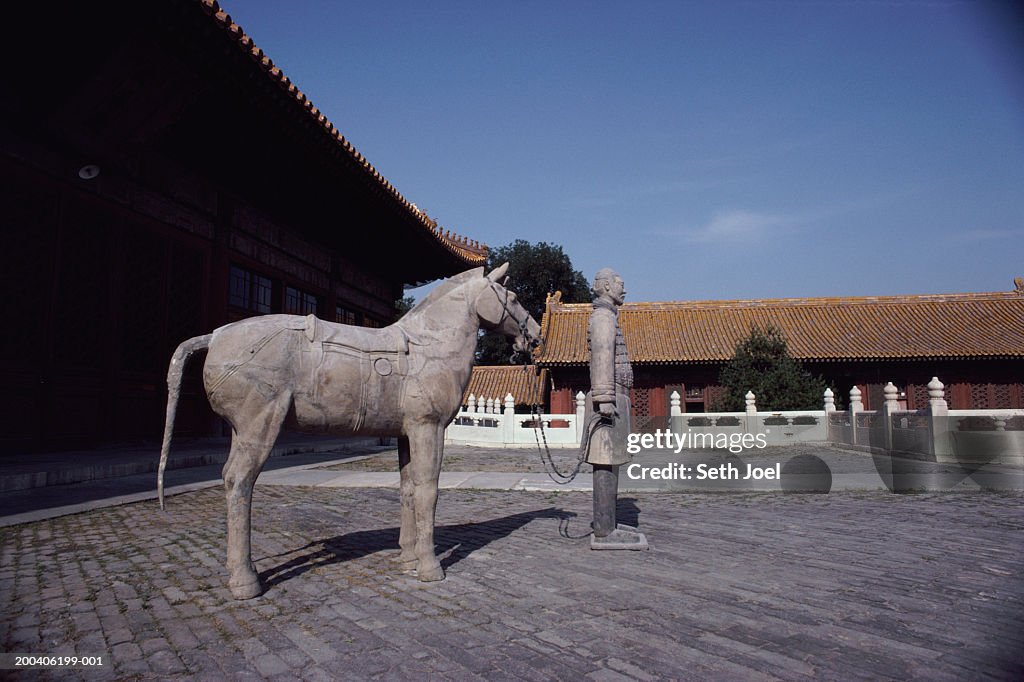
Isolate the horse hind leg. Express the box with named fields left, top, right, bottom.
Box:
left=222, top=392, right=292, bottom=600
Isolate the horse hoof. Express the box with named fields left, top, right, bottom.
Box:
left=229, top=576, right=263, bottom=600
left=416, top=563, right=445, bottom=582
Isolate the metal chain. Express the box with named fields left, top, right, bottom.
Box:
left=493, top=281, right=588, bottom=485
left=519, top=360, right=592, bottom=485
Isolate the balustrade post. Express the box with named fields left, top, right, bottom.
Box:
left=883, top=381, right=898, bottom=451
left=927, top=377, right=947, bottom=415
left=670, top=390, right=683, bottom=435
left=849, top=386, right=862, bottom=445
left=745, top=391, right=756, bottom=433
left=670, top=391, right=682, bottom=417
left=849, top=386, right=863, bottom=412
left=823, top=388, right=835, bottom=413
left=503, top=393, right=516, bottom=444
left=927, top=377, right=952, bottom=461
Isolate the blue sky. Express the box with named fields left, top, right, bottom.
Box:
left=230, top=1, right=1023, bottom=302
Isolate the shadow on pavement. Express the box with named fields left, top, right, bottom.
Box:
left=617, top=497, right=642, bottom=527
left=259, top=507, right=575, bottom=590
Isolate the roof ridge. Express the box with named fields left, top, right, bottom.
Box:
left=197, top=0, right=486, bottom=264
left=536, top=289, right=1024, bottom=364
left=548, top=290, right=1021, bottom=311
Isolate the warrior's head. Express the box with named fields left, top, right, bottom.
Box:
left=593, top=268, right=626, bottom=307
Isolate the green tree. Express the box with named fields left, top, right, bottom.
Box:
left=714, top=325, right=831, bottom=411
left=394, top=295, right=416, bottom=319
left=476, top=239, right=590, bottom=364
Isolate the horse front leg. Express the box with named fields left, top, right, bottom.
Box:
left=407, top=422, right=445, bottom=582
left=396, top=435, right=417, bottom=569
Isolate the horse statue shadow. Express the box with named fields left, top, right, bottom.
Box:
left=258, top=507, right=577, bottom=592
left=158, top=263, right=541, bottom=599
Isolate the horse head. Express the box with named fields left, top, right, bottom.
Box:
left=475, top=262, right=542, bottom=358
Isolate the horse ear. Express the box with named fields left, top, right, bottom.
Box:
left=487, top=262, right=509, bottom=282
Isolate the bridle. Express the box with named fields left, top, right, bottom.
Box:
left=487, top=280, right=536, bottom=362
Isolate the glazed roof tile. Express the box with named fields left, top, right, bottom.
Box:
left=198, top=0, right=486, bottom=266
left=463, top=366, right=548, bottom=406
left=536, top=290, right=1024, bottom=365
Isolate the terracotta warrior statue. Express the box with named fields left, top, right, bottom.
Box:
left=583, top=268, right=648, bottom=550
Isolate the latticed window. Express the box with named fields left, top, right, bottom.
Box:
left=363, top=316, right=382, bottom=328
left=626, top=387, right=651, bottom=425
left=285, top=286, right=319, bottom=315
left=335, top=305, right=359, bottom=325
left=910, top=384, right=930, bottom=411
left=229, top=265, right=272, bottom=313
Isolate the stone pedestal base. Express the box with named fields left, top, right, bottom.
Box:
left=591, top=525, right=649, bottom=551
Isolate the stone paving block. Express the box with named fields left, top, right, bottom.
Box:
left=11, top=612, right=38, bottom=629
left=418, top=634, right=499, bottom=674
left=139, top=635, right=172, bottom=657
left=161, top=621, right=199, bottom=653
left=295, top=664, right=337, bottom=682
left=487, top=652, right=563, bottom=682
left=173, top=601, right=204, bottom=620
left=273, top=644, right=311, bottom=669
left=237, top=635, right=270, bottom=660
left=604, top=656, right=659, bottom=681
left=586, top=667, right=637, bottom=681
left=281, top=625, right=340, bottom=664
left=252, top=651, right=291, bottom=677
left=110, top=640, right=143, bottom=662
left=148, top=648, right=187, bottom=675
left=7, top=626, right=40, bottom=648
left=698, top=630, right=818, bottom=678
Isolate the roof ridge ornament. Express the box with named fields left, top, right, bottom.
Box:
left=1015, top=276, right=1023, bottom=295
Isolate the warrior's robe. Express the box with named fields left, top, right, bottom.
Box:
left=582, top=299, right=633, bottom=466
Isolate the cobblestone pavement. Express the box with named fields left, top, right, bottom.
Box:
left=3, top=481, right=1023, bottom=680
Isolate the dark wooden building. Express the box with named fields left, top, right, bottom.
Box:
left=1, top=0, right=486, bottom=452
left=536, top=288, right=1024, bottom=418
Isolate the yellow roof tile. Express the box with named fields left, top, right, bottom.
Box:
left=536, top=290, right=1024, bottom=364
left=463, top=366, right=548, bottom=405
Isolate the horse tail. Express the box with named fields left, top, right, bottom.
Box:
left=158, top=333, right=213, bottom=510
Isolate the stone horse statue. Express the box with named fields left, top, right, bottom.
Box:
left=157, top=263, right=540, bottom=599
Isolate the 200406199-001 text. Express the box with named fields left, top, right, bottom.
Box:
left=1, top=654, right=106, bottom=669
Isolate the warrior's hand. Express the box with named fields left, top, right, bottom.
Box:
left=598, top=401, right=617, bottom=419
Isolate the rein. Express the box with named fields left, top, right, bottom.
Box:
left=490, top=281, right=533, bottom=360
left=488, top=281, right=591, bottom=485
